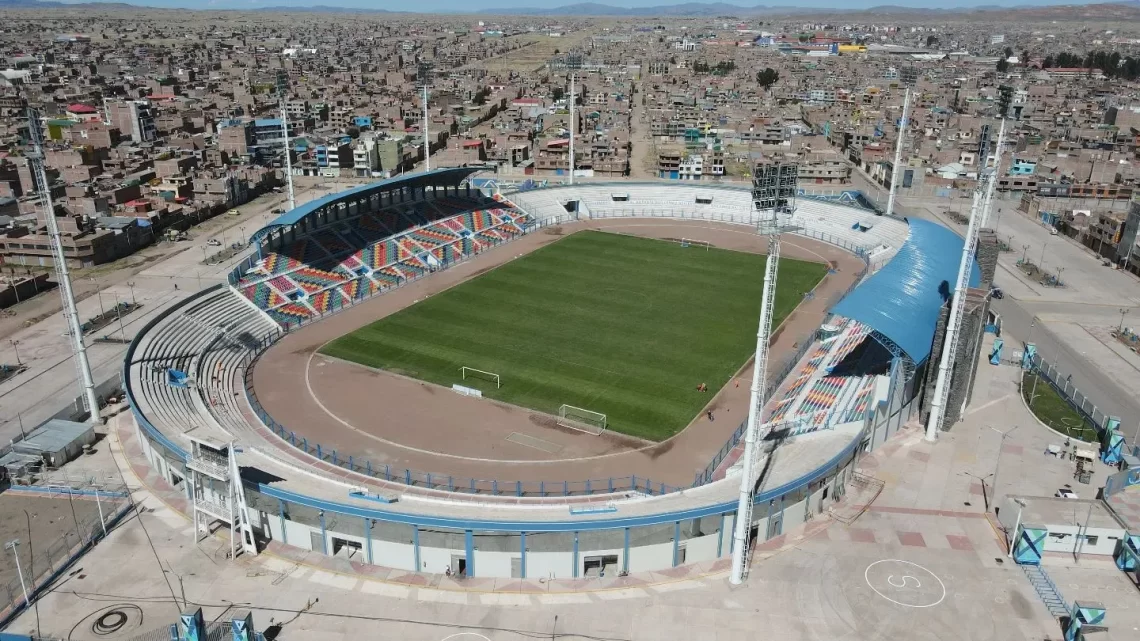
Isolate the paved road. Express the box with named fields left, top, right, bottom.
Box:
left=990, top=297, right=1140, bottom=425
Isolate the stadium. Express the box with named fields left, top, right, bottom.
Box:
left=122, top=167, right=973, bottom=580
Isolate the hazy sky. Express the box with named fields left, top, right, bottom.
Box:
left=60, top=0, right=1112, bottom=10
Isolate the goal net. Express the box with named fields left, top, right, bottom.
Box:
left=679, top=238, right=711, bottom=251
left=557, top=404, right=607, bottom=435
left=460, top=366, right=500, bottom=389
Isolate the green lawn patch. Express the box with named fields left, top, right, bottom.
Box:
left=1021, top=371, right=1098, bottom=442
left=321, top=230, right=827, bottom=441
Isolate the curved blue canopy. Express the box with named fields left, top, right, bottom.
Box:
left=831, top=218, right=982, bottom=364
left=249, top=166, right=486, bottom=245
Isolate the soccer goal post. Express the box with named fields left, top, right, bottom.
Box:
left=679, top=238, right=710, bottom=251
left=557, top=404, right=607, bottom=436
left=460, top=366, right=500, bottom=389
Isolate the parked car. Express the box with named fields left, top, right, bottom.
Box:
left=1055, top=488, right=1078, bottom=499
left=207, top=239, right=222, bottom=247
left=272, top=208, right=285, bottom=214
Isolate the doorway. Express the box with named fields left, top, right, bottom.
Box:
left=582, top=554, right=618, bottom=577
left=450, top=554, right=467, bottom=577
left=331, top=537, right=362, bottom=560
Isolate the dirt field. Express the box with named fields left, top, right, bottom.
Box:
left=0, top=493, right=107, bottom=603
left=251, top=219, right=863, bottom=488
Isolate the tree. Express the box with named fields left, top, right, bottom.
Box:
left=1022, top=49, right=1030, bottom=66
left=996, top=58, right=1010, bottom=73
left=926, top=35, right=938, bottom=47
left=756, top=67, right=779, bottom=90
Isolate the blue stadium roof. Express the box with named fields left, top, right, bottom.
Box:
left=249, top=167, right=486, bottom=245
left=831, top=218, right=982, bottom=364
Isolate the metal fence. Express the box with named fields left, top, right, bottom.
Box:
left=0, top=483, right=132, bottom=627
left=1027, top=352, right=1112, bottom=438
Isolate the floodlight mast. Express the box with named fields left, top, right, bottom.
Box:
left=568, top=72, right=575, bottom=186
left=423, top=84, right=430, bottom=173
left=729, top=228, right=780, bottom=585
left=979, top=119, right=1007, bottom=229
left=884, top=87, right=911, bottom=219
left=26, top=107, right=101, bottom=421
left=926, top=180, right=986, bottom=441
left=277, top=74, right=296, bottom=211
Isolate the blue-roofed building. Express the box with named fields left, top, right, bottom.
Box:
left=832, top=218, right=981, bottom=366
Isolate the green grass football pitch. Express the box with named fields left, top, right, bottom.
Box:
left=321, top=231, right=828, bottom=441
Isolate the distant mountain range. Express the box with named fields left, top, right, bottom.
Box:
left=477, top=1, right=1131, bottom=16
left=0, top=0, right=1132, bottom=16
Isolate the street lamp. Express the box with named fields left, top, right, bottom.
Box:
left=988, top=424, right=1020, bottom=511
left=9, top=339, right=20, bottom=365
left=1009, top=497, right=1027, bottom=558
left=127, top=281, right=136, bottom=307
left=1119, top=308, right=1130, bottom=334
left=1038, top=239, right=1048, bottom=271
left=1021, top=244, right=1030, bottom=265
left=4, top=539, right=30, bottom=606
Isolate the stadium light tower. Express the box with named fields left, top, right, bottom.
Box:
left=26, top=107, right=101, bottom=421
left=979, top=119, right=1007, bottom=229
left=276, top=69, right=296, bottom=211
left=884, top=67, right=917, bottom=219
left=419, top=62, right=432, bottom=173
left=568, top=72, right=575, bottom=185
left=729, top=221, right=781, bottom=585
left=926, top=179, right=987, bottom=441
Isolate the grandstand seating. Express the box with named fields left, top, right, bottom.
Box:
left=507, top=184, right=909, bottom=264
left=129, top=289, right=277, bottom=440
left=233, top=195, right=532, bottom=326
left=766, top=317, right=883, bottom=432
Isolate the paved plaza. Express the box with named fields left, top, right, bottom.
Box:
left=6, top=325, right=1138, bottom=640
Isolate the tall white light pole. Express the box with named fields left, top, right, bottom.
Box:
left=278, top=100, right=296, bottom=211
left=979, top=118, right=1006, bottom=229
left=5, top=540, right=29, bottom=607
left=276, top=74, right=296, bottom=211
left=730, top=232, right=780, bottom=585
left=423, top=84, right=430, bottom=173
left=884, top=87, right=911, bottom=219
left=926, top=181, right=986, bottom=441
left=27, top=108, right=100, bottom=421
left=568, top=72, right=575, bottom=186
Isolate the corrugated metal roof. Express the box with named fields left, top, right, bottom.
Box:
left=14, top=418, right=93, bottom=453
left=831, top=218, right=981, bottom=364
left=249, top=167, right=485, bottom=245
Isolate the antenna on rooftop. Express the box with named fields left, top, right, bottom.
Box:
left=276, top=68, right=296, bottom=210
left=25, top=107, right=101, bottom=422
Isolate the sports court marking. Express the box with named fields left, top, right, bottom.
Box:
left=864, top=559, right=947, bottom=608
left=439, top=634, right=492, bottom=641
left=505, top=432, right=564, bottom=453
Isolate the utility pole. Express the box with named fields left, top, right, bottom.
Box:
left=988, top=425, right=1019, bottom=511
left=27, top=107, right=100, bottom=421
